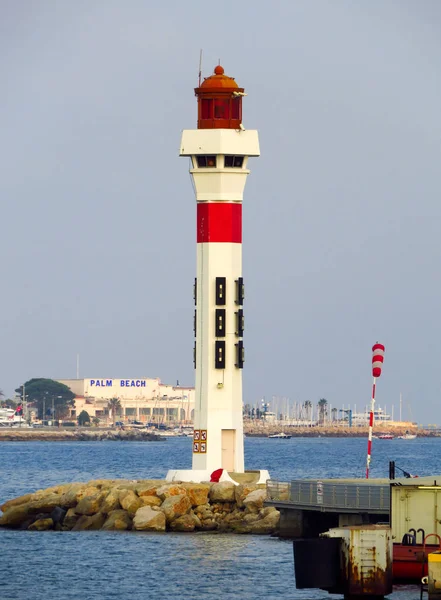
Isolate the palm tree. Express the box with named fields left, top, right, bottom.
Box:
left=331, top=407, right=338, bottom=422
left=303, top=400, right=312, bottom=422
left=107, top=397, right=122, bottom=421
left=317, top=398, right=328, bottom=425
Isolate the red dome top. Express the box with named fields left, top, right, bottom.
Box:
left=199, top=65, right=239, bottom=90
left=194, top=65, right=244, bottom=129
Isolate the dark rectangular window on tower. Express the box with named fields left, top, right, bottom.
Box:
left=193, top=310, right=197, bottom=337
left=215, top=309, right=226, bottom=337
left=215, top=277, right=226, bottom=305
left=196, top=156, right=216, bottom=168
left=224, top=156, right=244, bottom=168
left=193, top=343, right=196, bottom=368
left=215, top=341, right=226, bottom=369
left=193, top=278, right=197, bottom=305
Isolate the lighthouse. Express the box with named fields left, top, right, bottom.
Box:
left=167, top=65, right=267, bottom=484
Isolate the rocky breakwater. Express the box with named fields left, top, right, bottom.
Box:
left=0, top=429, right=164, bottom=442
left=0, top=479, right=280, bottom=535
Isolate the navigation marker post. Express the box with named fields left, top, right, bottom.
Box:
left=366, top=342, right=386, bottom=479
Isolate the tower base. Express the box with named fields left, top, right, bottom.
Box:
left=165, top=468, right=270, bottom=485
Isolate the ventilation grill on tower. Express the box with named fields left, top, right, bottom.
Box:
left=193, top=310, right=197, bottom=337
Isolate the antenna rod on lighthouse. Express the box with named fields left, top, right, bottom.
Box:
left=198, top=49, right=202, bottom=87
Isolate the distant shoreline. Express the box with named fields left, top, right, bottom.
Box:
left=244, top=424, right=428, bottom=438
left=0, top=425, right=434, bottom=441
left=0, top=428, right=165, bottom=442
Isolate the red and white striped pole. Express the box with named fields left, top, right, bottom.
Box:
left=366, top=342, right=385, bottom=479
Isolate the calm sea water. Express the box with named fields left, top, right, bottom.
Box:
left=0, top=436, right=436, bottom=600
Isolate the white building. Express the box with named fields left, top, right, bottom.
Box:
left=57, top=378, right=194, bottom=425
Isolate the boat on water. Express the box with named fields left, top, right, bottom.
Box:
left=0, top=406, right=27, bottom=427
left=268, top=432, right=292, bottom=439
left=397, top=432, right=417, bottom=440
left=376, top=434, right=394, bottom=440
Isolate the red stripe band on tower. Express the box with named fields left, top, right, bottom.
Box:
left=197, top=203, right=242, bottom=243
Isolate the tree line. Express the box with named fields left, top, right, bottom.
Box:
left=1, top=379, right=124, bottom=425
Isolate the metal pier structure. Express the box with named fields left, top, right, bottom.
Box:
left=266, top=478, right=391, bottom=538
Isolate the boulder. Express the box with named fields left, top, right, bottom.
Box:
left=30, top=494, right=66, bottom=513
left=184, top=484, right=210, bottom=507
left=113, top=482, right=139, bottom=493
left=235, top=484, right=259, bottom=508
left=119, top=490, right=142, bottom=517
left=243, top=489, right=266, bottom=513
left=243, top=513, right=260, bottom=524
left=101, top=489, right=121, bottom=514
left=102, top=510, right=132, bottom=531
left=161, top=495, right=191, bottom=523
left=140, top=496, right=162, bottom=508
left=28, top=518, right=53, bottom=531
left=84, top=480, right=114, bottom=490
left=0, top=503, right=33, bottom=527
left=190, top=511, right=202, bottom=529
left=223, top=508, right=250, bottom=525
left=59, top=484, right=87, bottom=508
left=259, top=506, right=278, bottom=519
left=200, top=518, right=218, bottom=531
left=75, top=485, right=99, bottom=502
left=209, top=482, right=235, bottom=503
left=156, top=484, right=187, bottom=501
left=0, top=493, right=34, bottom=513
left=230, top=508, right=280, bottom=534
left=133, top=506, right=166, bottom=532
left=136, top=481, right=164, bottom=497
left=63, top=508, right=80, bottom=530
left=50, top=506, right=67, bottom=526
left=75, top=491, right=105, bottom=516
left=72, top=512, right=106, bottom=531
left=246, top=509, right=280, bottom=534
left=170, top=513, right=198, bottom=532
left=195, top=504, right=214, bottom=520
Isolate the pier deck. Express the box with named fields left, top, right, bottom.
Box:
left=266, top=478, right=391, bottom=537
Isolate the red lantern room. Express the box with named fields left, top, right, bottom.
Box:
left=195, top=65, right=244, bottom=130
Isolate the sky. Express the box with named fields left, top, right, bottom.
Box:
left=1, top=1, right=440, bottom=424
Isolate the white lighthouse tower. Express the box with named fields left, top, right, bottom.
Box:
left=167, top=65, right=267, bottom=484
